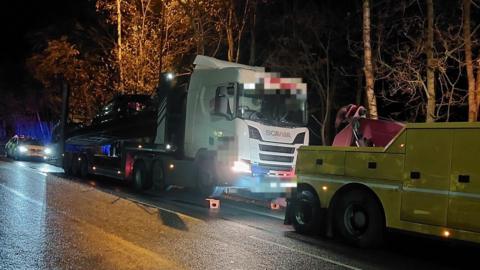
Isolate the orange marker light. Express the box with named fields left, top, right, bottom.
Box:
left=322, top=186, right=328, bottom=191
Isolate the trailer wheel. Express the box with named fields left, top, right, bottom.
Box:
left=333, top=189, right=384, bottom=248
left=71, top=154, right=80, bottom=176
left=151, top=160, right=165, bottom=191
left=79, top=155, right=89, bottom=178
left=292, top=186, right=322, bottom=235
left=63, top=153, right=72, bottom=175
left=133, top=161, right=148, bottom=191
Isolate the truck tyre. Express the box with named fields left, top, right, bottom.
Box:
left=194, top=151, right=217, bottom=197
left=133, top=161, right=148, bottom=191
left=292, top=186, right=322, bottom=235
left=71, top=154, right=80, bottom=176
left=63, top=153, right=72, bottom=175
left=151, top=160, right=165, bottom=191
left=79, top=155, right=89, bottom=178
left=333, top=189, right=384, bottom=248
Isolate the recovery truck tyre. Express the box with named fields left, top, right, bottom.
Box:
left=333, top=189, right=384, bottom=248
left=133, top=161, right=150, bottom=191
left=292, top=186, right=322, bottom=235
left=151, top=160, right=165, bottom=191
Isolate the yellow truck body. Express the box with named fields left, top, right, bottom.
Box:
left=290, top=122, right=480, bottom=246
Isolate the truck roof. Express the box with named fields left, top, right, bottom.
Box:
left=193, top=55, right=265, bottom=72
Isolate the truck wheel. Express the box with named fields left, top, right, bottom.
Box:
left=133, top=161, right=148, bottom=191
left=63, top=153, right=72, bottom=175
left=333, top=189, right=384, bottom=248
left=79, top=155, right=89, bottom=178
left=151, top=160, right=165, bottom=191
left=292, top=186, right=322, bottom=235
left=198, top=170, right=215, bottom=197
left=71, top=154, right=80, bottom=176
left=194, top=151, right=217, bottom=197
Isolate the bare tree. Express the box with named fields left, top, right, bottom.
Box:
left=362, top=0, right=378, bottom=119
left=425, top=0, right=436, bottom=122
left=116, top=0, right=124, bottom=92
left=463, top=0, right=477, bottom=121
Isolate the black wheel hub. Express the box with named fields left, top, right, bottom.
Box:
left=344, top=204, right=369, bottom=236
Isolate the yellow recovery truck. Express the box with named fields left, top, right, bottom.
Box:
left=285, top=105, right=480, bottom=247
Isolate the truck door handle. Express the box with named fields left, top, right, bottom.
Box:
left=410, top=171, right=421, bottom=179
left=458, top=175, right=470, bottom=183
left=316, top=159, right=323, bottom=165
left=368, top=162, right=377, bottom=169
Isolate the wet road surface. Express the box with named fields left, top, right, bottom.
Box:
left=0, top=158, right=479, bottom=270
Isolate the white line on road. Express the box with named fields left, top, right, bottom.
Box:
left=249, top=235, right=362, bottom=270
left=0, top=183, right=43, bottom=207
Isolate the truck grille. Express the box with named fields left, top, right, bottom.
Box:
left=259, top=144, right=295, bottom=154
left=258, top=163, right=293, bottom=171
left=259, top=154, right=293, bottom=163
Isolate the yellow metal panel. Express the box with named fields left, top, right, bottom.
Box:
left=345, top=152, right=404, bottom=181
left=401, top=128, right=452, bottom=226
left=296, top=149, right=345, bottom=176
left=448, top=128, right=480, bottom=232
left=385, top=131, right=406, bottom=154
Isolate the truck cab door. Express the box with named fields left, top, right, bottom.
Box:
left=401, top=128, right=452, bottom=226
left=448, top=128, right=480, bottom=232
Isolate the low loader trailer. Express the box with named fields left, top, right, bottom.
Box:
left=286, top=109, right=480, bottom=247
left=61, top=56, right=309, bottom=197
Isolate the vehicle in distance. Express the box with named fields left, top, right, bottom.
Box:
left=5, top=135, right=52, bottom=161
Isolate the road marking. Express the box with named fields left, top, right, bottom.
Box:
left=0, top=183, right=43, bottom=207
left=249, top=235, right=362, bottom=270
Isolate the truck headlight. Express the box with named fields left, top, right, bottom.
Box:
left=232, top=160, right=251, bottom=173
left=44, top=148, right=52, bottom=155
left=18, top=146, right=28, bottom=153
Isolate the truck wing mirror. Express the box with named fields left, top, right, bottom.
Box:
left=213, top=90, right=233, bottom=120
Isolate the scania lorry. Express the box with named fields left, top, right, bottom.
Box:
left=286, top=108, right=480, bottom=247
left=61, top=55, right=309, bottom=195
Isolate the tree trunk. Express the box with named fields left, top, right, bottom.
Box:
left=116, top=0, right=124, bottom=93
left=425, top=0, right=436, bottom=122
left=226, top=6, right=235, bottom=62
left=362, top=0, right=378, bottom=119
left=248, top=1, right=257, bottom=66
left=463, top=0, right=477, bottom=121
left=476, top=58, right=480, bottom=120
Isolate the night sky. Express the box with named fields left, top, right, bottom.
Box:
left=0, top=1, right=94, bottom=92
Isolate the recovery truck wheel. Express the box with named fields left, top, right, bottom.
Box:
left=333, top=189, right=384, bottom=248
left=151, top=160, right=165, bottom=191
left=133, top=161, right=149, bottom=191
left=292, top=186, right=322, bottom=235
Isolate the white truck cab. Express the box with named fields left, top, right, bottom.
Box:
left=183, top=56, right=309, bottom=192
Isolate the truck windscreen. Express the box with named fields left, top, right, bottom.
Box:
left=237, top=88, right=307, bottom=127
